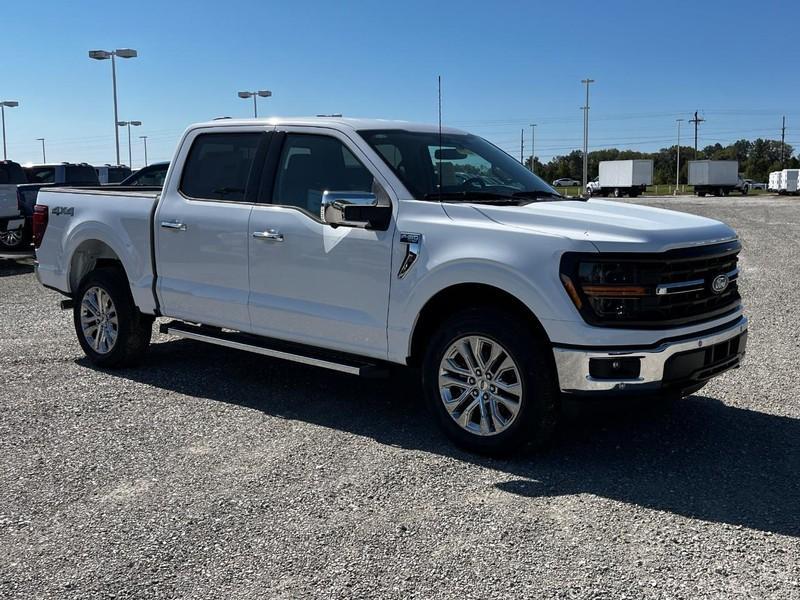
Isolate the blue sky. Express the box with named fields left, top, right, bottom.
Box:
left=1, top=0, right=798, bottom=167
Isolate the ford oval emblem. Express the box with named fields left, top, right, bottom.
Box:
left=711, top=273, right=729, bottom=294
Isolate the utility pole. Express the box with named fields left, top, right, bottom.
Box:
left=781, top=116, right=786, bottom=167
left=689, top=111, right=704, bottom=159
left=520, top=129, right=524, bottom=164
left=529, top=123, right=537, bottom=172
left=581, top=78, right=595, bottom=194
left=675, top=119, right=684, bottom=195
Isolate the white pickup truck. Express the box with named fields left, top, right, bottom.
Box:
left=34, top=117, right=748, bottom=453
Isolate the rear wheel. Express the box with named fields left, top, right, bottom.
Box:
left=612, top=188, right=621, bottom=198
left=73, top=268, right=153, bottom=367
left=0, top=227, right=30, bottom=250
left=422, top=308, right=558, bottom=455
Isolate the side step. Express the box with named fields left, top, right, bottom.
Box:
left=158, top=321, right=388, bottom=378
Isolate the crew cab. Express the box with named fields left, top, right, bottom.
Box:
left=34, top=117, right=748, bottom=454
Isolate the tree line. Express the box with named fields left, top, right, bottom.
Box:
left=527, top=139, right=798, bottom=185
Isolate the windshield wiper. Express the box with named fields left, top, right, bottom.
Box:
left=423, top=191, right=520, bottom=204
left=510, top=190, right=568, bottom=200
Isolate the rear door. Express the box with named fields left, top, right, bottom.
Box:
left=154, top=126, right=271, bottom=330
left=246, top=127, right=396, bottom=358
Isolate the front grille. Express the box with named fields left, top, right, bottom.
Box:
left=562, top=240, right=742, bottom=328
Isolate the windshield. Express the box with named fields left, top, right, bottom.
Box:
left=359, top=129, right=560, bottom=202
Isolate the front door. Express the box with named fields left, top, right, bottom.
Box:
left=247, top=128, right=395, bottom=358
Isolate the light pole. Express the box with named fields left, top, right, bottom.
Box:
left=237, top=90, right=272, bottom=117
left=117, top=120, right=141, bottom=167
left=139, top=135, right=148, bottom=166
left=529, top=123, right=537, bottom=172
left=675, top=119, right=684, bottom=195
left=580, top=78, right=595, bottom=195
left=36, top=138, right=46, bottom=163
left=89, top=48, right=138, bottom=166
left=1, top=100, right=19, bottom=160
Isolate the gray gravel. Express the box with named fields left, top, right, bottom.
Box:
left=1, top=196, right=799, bottom=599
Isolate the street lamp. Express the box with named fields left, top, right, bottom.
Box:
left=89, top=48, right=138, bottom=166
left=139, top=135, right=148, bottom=166
left=580, top=78, right=595, bottom=195
left=117, top=120, right=141, bottom=167
left=675, top=118, right=684, bottom=196
left=1, top=100, right=19, bottom=161
left=36, top=138, right=46, bottom=163
left=237, top=90, right=272, bottom=118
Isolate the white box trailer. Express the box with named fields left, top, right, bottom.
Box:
left=778, top=169, right=800, bottom=194
left=768, top=170, right=781, bottom=192
left=589, top=159, right=653, bottom=197
left=688, top=160, right=747, bottom=196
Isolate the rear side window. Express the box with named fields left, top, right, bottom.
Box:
left=107, top=167, right=130, bottom=183
left=180, top=132, right=262, bottom=201
left=0, top=162, right=27, bottom=184
left=65, top=165, right=99, bottom=184
left=26, top=167, right=56, bottom=184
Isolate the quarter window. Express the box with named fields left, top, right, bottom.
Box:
left=180, top=132, right=262, bottom=201
left=273, top=134, right=374, bottom=216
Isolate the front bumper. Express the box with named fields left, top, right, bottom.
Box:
left=553, top=316, right=748, bottom=393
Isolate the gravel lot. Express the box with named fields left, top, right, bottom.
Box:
left=1, top=196, right=798, bottom=599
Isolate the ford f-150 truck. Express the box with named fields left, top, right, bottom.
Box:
left=34, top=117, right=748, bottom=453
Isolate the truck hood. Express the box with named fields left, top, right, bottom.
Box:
left=474, top=199, right=737, bottom=252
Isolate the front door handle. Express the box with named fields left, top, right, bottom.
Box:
left=160, top=220, right=186, bottom=231
left=253, top=229, right=284, bottom=242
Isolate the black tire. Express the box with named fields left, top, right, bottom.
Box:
left=0, top=226, right=30, bottom=250
left=612, top=188, right=621, bottom=198
left=73, top=268, right=153, bottom=368
left=697, top=191, right=706, bottom=197
left=741, top=186, right=749, bottom=196
left=421, top=308, right=559, bottom=455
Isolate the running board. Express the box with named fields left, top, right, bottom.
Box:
left=158, top=321, right=388, bottom=377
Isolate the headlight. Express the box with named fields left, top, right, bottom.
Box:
left=560, top=257, right=650, bottom=321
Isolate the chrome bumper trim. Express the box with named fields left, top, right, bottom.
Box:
left=552, top=316, right=748, bottom=393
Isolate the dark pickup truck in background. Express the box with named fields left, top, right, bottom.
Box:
left=7, top=163, right=100, bottom=250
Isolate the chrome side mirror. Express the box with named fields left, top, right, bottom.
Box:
left=321, top=191, right=391, bottom=230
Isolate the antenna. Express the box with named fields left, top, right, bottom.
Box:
left=438, top=75, right=442, bottom=201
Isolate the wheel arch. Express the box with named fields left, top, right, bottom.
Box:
left=68, top=238, right=128, bottom=295
left=407, top=282, right=551, bottom=367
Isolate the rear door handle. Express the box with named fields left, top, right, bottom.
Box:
left=253, top=229, right=284, bottom=242
left=160, top=220, right=186, bottom=231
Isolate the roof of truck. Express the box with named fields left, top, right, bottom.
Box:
left=192, top=116, right=468, bottom=135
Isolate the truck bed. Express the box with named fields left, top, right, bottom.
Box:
left=35, top=186, right=162, bottom=314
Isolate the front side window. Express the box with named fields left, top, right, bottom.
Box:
left=273, top=134, right=374, bottom=217
left=360, top=129, right=559, bottom=203
left=131, top=165, right=168, bottom=186
left=180, top=132, right=262, bottom=201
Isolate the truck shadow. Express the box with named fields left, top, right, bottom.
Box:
left=82, top=337, right=800, bottom=538
left=0, top=256, right=35, bottom=277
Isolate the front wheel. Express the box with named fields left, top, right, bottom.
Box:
left=73, top=268, right=153, bottom=367
left=422, top=308, right=559, bottom=455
